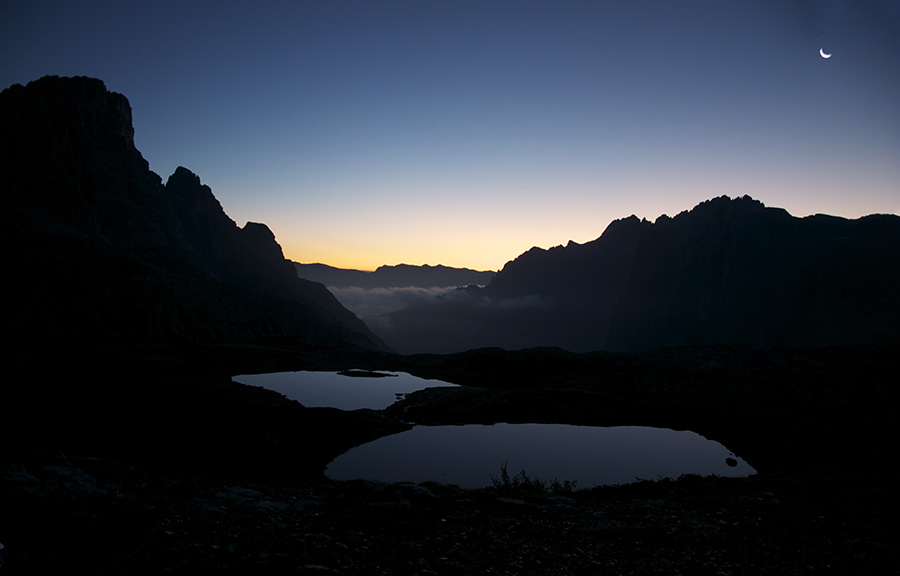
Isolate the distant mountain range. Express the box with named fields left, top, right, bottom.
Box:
left=1, top=76, right=387, bottom=356
left=295, top=263, right=494, bottom=289
left=368, top=196, right=900, bottom=354
left=293, top=263, right=494, bottom=318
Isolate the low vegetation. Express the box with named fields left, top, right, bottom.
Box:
left=490, top=462, right=578, bottom=496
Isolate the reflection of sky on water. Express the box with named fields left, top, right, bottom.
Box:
left=233, top=371, right=455, bottom=410
left=235, top=373, right=757, bottom=487
left=327, top=424, right=756, bottom=489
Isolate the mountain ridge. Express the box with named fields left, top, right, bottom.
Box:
left=368, top=195, right=900, bottom=354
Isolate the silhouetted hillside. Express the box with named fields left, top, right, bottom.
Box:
left=0, top=76, right=387, bottom=357
left=295, top=262, right=494, bottom=289
left=369, top=196, right=900, bottom=353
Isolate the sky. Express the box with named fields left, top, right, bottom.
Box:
left=3, top=0, right=899, bottom=271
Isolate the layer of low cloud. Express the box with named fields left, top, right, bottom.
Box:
left=331, top=284, right=546, bottom=319
left=327, top=285, right=463, bottom=318
left=361, top=288, right=551, bottom=355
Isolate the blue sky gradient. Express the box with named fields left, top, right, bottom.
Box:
left=3, top=0, right=898, bottom=270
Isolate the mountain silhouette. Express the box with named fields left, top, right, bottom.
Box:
left=295, top=262, right=494, bottom=290
left=0, top=76, right=387, bottom=357
left=369, top=196, right=900, bottom=354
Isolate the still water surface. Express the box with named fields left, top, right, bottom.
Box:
left=235, top=371, right=755, bottom=488
left=234, top=370, right=455, bottom=410
left=327, top=424, right=756, bottom=489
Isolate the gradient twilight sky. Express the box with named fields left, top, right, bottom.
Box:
left=3, top=1, right=899, bottom=271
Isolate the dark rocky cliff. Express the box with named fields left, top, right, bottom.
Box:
left=602, top=196, right=900, bottom=351
left=0, top=75, right=386, bottom=356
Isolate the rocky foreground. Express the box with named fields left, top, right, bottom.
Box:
left=2, top=455, right=896, bottom=575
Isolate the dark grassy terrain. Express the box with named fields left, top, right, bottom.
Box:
left=3, top=456, right=896, bottom=575
left=2, top=342, right=897, bottom=574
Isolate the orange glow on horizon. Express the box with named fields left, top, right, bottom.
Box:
left=281, top=241, right=514, bottom=273
left=272, top=181, right=900, bottom=274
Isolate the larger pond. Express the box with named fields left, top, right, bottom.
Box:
left=326, top=423, right=756, bottom=489
left=234, top=370, right=456, bottom=410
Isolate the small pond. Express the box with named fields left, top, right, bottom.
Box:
left=326, top=423, right=755, bottom=489
left=233, top=370, right=456, bottom=410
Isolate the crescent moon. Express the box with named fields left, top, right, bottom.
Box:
left=819, top=48, right=832, bottom=59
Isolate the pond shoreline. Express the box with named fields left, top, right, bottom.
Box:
left=326, top=423, right=755, bottom=489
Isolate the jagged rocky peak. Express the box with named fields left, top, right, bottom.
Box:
left=164, top=166, right=234, bottom=224
left=600, top=214, right=642, bottom=235
left=241, top=221, right=288, bottom=262
left=2, top=75, right=137, bottom=151
left=682, top=194, right=793, bottom=222
left=242, top=221, right=278, bottom=244
left=166, top=166, right=211, bottom=195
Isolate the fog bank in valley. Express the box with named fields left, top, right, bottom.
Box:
left=327, top=285, right=465, bottom=318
